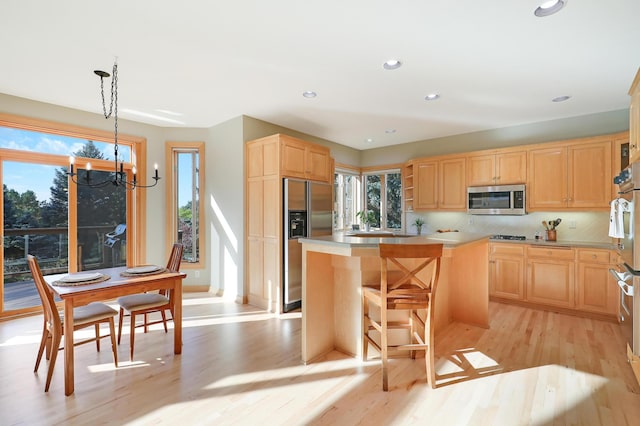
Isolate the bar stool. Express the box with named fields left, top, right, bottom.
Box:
left=362, top=243, right=443, bottom=391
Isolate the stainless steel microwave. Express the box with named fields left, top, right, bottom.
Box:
left=467, top=184, right=526, bottom=215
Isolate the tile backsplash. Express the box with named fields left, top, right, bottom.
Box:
left=406, top=211, right=612, bottom=243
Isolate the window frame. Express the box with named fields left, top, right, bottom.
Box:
left=361, top=167, right=403, bottom=231
left=333, top=166, right=362, bottom=232
left=165, top=141, right=205, bottom=268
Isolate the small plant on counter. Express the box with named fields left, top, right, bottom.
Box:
left=356, top=210, right=376, bottom=231
left=412, top=216, right=425, bottom=235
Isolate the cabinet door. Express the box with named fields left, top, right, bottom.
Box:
left=439, top=157, right=466, bottom=209
left=247, top=180, right=264, bottom=237
left=528, top=147, right=567, bottom=210
left=247, top=238, right=264, bottom=300
left=415, top=160, right=438, bottom=209
left=490, top=256, right=525, bottom=300
left=281, top=140, right=306, bottom=179
left=306, top=145, right=331, bottom=182
left=496, top=151, right=526, bottom=184
left=567, top=141, right=612, bottom=208
left=467, top=154, right=496, bottom=186
left=526, top=259, right=575, bottom=308
left=263, top=177, right=280, bottom=239
left=577, top=262, right=618, bottom=315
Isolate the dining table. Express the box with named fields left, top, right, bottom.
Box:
left=45, top=266, right=187, bottom=396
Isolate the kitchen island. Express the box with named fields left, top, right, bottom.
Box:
left=299, top=232, right=490, bottom=363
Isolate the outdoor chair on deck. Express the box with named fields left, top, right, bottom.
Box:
left=362, top=243, right=443, bottom=391
left=28, top=255, right=118, bottom=392
left=117, top=243, right=183, bottom=360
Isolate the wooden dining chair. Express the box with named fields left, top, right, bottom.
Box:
left=362, top=243, right=443, bottom=391
left=117, top=243, right=184, bottom=360
left=28, top=255, right=118, bottom=392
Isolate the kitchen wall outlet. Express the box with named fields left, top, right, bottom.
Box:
left=568, top=220, right=577, bottom=229
left=195, top=270, right=200, bottom=278
left=468, top=217, right=474, bottom=225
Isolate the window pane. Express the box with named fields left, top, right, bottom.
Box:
left=0, top=127, right=130, bottom=162
left=76, top=169, right=127, bottom=270
left=3, top=162, right=67, bottom=310
left=386, top=173, right=402, bottom=229
left=176, top=151, right=199, bottom=263
left=365, top=175, right=381, bottom=228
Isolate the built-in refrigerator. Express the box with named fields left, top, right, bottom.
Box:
left=283, top=178, right=332, bottom=312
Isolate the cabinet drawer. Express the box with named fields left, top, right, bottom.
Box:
left=490, top=243, right=525, bottom=257
left=526, top=246, right=575, bottom=260
left=577, top=249, right=612, bottom=264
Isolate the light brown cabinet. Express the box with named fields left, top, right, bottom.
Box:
left=576, top=249, right=618, bottom=315
left=245, top=134, right=333, bottom=312
left=526, top=246, right=575, bottom=309
left=467, top=150, right=526, bottom=187
left=629, top=68, right=640, bottom=164
left=414, top=156, right=465, bottom=211
left=489, top=243, right=525, bottom=300
left=281, top=136, right=331, bottom=183
left=528, top=140, right=612, bottom=210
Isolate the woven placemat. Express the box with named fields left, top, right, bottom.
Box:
left=120, top=267, right=167, bottom=277
left=52, top=273, right=111, bottom=287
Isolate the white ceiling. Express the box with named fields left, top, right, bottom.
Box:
left=1, top=0, right=639, bottom=149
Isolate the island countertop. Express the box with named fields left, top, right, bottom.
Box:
left=298, top=231, right=490, bottom=249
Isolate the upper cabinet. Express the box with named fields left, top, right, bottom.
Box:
left=467, top=150, right=527, bottom=187
left=280, top=136, right=331, bottom=183
left=528, top=139, right=612, bottom=211
left=414, top=156, right=466, bottom=211
left=629, top=68, right=640, bottom=164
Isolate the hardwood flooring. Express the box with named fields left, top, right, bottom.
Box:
left=1, top=294, right=639, bottom=425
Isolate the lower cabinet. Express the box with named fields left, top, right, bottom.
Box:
left=576, top=249, right=618, bottom=315
left=489, top=244, right=525, bottom=300
left=489, top=243, right=619, bottom=319
left=526, top=246, right=575, bottom=308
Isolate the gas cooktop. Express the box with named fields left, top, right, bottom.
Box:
left=490, top=234, right=527, bottom=240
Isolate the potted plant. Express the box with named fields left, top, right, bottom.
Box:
left=356, top=210, right=376, bottom=231
left=412, top=216, right=425, bottom=235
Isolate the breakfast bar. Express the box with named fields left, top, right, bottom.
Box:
left=299, top=232, right=490, bottom=363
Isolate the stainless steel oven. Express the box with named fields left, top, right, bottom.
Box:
left=611, top=163, right=640, bottom=355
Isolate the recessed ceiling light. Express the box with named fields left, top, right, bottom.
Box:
left=302, top=91, right=317, bottom=98
left=425, top=93, right=440, bottom=101
left=385, top=129, right=396, bottom=134
left=365, top=138, right=374, bottom=144
left=534, top=0, right=567, bottom=17
left=552, top=95, right=571, bottom=102
left=383, top=59, right=402, bottom=70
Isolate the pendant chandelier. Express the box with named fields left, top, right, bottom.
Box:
left=67, top=60, right=160, bottom=189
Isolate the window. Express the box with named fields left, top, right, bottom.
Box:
left=363, top=170, right=402, bottom=230
left=334, top=169, right=361, bottom=231
left=166, top=142, right=204, bottom=266
left=0, top=113, right=145, bottom=316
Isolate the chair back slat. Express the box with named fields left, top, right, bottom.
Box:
left=166, top=243, right=184, bottom=272
left=27, top=255, right=62, bottom=333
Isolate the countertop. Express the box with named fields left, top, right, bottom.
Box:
left=298, top=231, right=490, bottom=248
left=298, top=231, right=617, bottom=251
left=489, top=238, right=617, bottom=250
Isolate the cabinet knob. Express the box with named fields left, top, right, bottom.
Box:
left=592, top=254, right=597, bottom=259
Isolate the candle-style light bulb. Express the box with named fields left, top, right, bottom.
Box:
left=69, top=156, right=74, bottom=174
left=133, top=166, right=137, bottom=184
left=154, top=163, right=159, bottom=180
left=86, top=162, right=92, bottom=171
left=85, top=162, right=91, bottom=182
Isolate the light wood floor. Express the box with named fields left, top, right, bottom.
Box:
left=1, top=294, right=639, bottom=425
